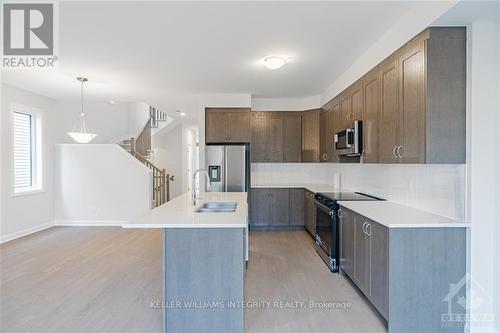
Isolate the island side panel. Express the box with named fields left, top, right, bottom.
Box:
left=388, top=227, right=467, bottom=333
left=164, top=228, right=245, bottom=333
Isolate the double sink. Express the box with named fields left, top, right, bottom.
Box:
left=195, top=201, right=237, bottom=213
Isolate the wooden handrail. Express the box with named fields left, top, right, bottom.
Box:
left=134, top=120, right=151, bottom=157
left=130, top=140, right=170, bottom=207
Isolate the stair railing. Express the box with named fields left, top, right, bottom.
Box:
left=134, top=120, right=152, bottom=157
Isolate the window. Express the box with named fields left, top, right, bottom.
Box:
left=12, top=104, right=43, bottom=195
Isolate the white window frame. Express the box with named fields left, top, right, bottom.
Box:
left=11, top=103, right=44, bottom=196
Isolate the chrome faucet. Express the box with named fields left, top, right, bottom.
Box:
left=192, top=169, right=212, bottom=206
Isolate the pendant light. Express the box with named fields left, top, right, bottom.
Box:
left=67, top=77, right=97, bottom=143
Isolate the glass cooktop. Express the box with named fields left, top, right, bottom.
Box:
left=318, top=192, right=383, bottom=201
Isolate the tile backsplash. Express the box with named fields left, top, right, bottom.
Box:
left=251, top=163, right=466, bottom=220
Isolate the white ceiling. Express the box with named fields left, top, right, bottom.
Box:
left=2, top=1, right=421, bottom=116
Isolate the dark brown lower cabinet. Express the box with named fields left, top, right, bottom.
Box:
left=289, top=189, right=305, bottom=227
left=339, top=207, right=388, bottom=319
left=339, top=205, right=467, bottom=332
left=249, top=188, right=303, bottom=229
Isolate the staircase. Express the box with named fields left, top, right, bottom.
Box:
left=119, top=106, right=173, bottom=208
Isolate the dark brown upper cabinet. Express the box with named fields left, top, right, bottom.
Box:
left=362, top=67, right=381, bottom=163
left=302, top=109, right=320, bottom=163
left=250, top=112, right=302, bottom=163
left=318, top=101, right=338, bottom=163
left=205, top=108, right=251, bottom=144
left=322, top=27, right=466, bottom=164
left=283, top=115, right=302, bottom=162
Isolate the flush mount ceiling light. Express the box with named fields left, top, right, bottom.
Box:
left=67, top=77, right=97, bottom=143
left=263, top=56, right=287, bottom=70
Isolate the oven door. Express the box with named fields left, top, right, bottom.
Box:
left=314, top=200, right=334, bottom=256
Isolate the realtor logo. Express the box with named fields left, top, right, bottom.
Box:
left=2, top=2, right=58, bottom=68
left=441, top=273, right=494, bottom=328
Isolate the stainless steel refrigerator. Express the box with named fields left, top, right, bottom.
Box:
left=205, top=145, right=249, bottom=192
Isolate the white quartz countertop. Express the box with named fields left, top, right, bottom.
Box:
left=122, top=192, right=248, bottom=229
left=338, top=201, right=469, bottom=228
left=251, top=183, right=335, bottom=193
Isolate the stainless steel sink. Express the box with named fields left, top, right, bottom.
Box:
left=194, top=201, right=237, bottom=213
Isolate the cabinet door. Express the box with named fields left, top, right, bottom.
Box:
left=250, top=116, right=267, bottom=162
left=363, top=69, right=381, bottom=163
left=350, top=82, right=363, bottom=121
left=205, top=111, right=228, bottom=143
left=289, top=189, right=304, bottom=226
left=283, top=116, right=302, bottom=162
left=270, top=189, right=290, bottom=226
left=319, top=110, right=328, bottom=161
left=332, top=100, right=343, bottom=134
left=340, top=93, right=352, bottom=129
left=399, top=41, right=425, bottom=163
left=228, top=112, right=250, bottom=143
left=378, top=56, right=400, bottom=163
left=302, top=111, right=320, bottom=162
left=329, top=102, right=340, bottom=163
left=266, top=117, right=284, bottom=162
left=340, top=208, right=355, bottom=278
left=369, top=221, right=388, bottom=319
left=354, top=215, right=370, bottom=294
left=249, top=189, right=271, bottom=226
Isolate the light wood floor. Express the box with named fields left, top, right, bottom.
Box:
left=1, top=227, right=387, bottom=333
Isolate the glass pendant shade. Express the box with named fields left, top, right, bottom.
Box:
left=67, top=77, right=97, bottom=143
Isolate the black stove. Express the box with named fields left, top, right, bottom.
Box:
left=314, top=192, right=383, bottom=272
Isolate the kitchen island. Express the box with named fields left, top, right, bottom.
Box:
left=123, top=192, right=248, bottom=333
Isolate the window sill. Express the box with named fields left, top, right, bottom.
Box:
left=11, top=188, right=45, bottom=198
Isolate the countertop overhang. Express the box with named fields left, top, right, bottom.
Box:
left=338, top=201, right=469, bottom=228
left=122, top=192, right=248, bottom=229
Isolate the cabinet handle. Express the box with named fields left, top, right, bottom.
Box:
left=362, top=222, right=368, bottom=234
left=397, top=145, right=403, bottom=158
left=392, top=146, right=398, bottom=158
left=366, top=223, right=372, bottom=236
left=322, top=153, right=328, bottom=161
left=306, top=192, right=309, bottom=199
left=337, top=209, right=343, bottom=218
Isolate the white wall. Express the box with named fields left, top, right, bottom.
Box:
left=128, top=101, right=150, bottom=137
left=1, top=85, right=57, bottom=242
left=53, top=101, right=131, bottom=144
left=152, top=125, right=183, bottom=198
left=251, top=163, right=465, bottom=221
left=152, top=124, right=198, bottom=199
left=466, top=6, right=500, bottom=333
left=320, top=1, right=457, bottom=105
left=54, top=144, right=151, bottom=224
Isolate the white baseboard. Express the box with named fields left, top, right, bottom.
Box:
left=54, top=220, right=127, bottom=227
left=0, top=221, right=54, bottom=244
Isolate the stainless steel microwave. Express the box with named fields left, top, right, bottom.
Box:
left=334, top=121, right=363, bottom=156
